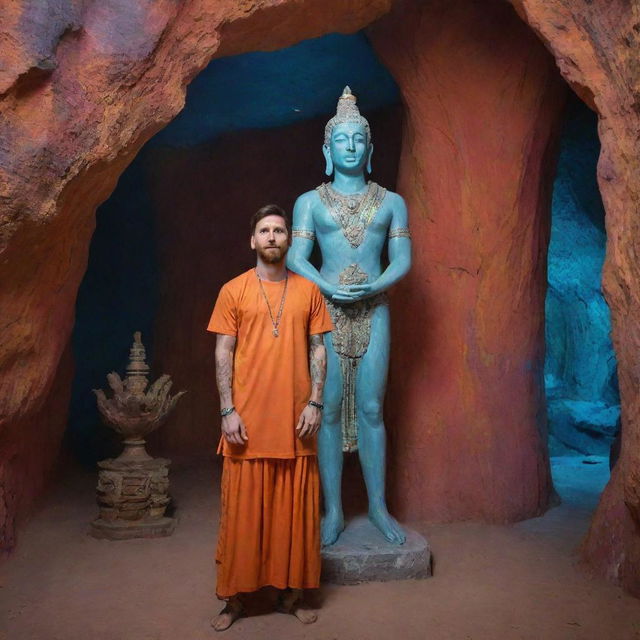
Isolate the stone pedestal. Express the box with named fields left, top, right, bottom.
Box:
left=321, top=516, right=431, bottom=584
left=90, top=457, right=176, bottom=540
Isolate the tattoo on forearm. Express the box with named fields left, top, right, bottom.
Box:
left=215, top=352, right=233, bottom=404
left=309, top=334, right=327, bottom=397
left=309, top=334, right=324, bottom=349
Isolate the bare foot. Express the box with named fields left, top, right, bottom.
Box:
left=321, top=510, right=345, bottom=547
left=289, top=606, right=318, bottom=624
left=211, top=598, right=243, bottom=631
left=278, top=589, right=318, bottom=625
left=369, top=506, right=406, bottom=544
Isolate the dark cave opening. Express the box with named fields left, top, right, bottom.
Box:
left=545, top=92, right=620, bottom=502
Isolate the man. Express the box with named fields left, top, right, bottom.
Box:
left=207, top=204, right=333, bottom=631
left=288, top=87, right=412, bottom=547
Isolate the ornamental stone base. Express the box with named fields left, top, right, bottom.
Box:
left=321, top=516, right=431, bottom=584
left=89, top=457, right=176, bottom=540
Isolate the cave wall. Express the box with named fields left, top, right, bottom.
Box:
left=0, top=344, right=73, bottom=553
left=369, top=0, right=567, bottom=523
left=1, top=0, right=639, bottom=596
left=152, top=32, right=399, bottom=148
left=546, top=94, right=620, bottom=456
left=511, top=0, right=640, bottom=598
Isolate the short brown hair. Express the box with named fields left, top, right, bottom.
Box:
left=250, top=204, right=291, bottom=236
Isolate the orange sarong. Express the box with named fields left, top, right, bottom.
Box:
left=215, top=456, right=321, bottom=599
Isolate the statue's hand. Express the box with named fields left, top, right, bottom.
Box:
left=322, top=283, right=339, bottom=299
left=335, top=283, right=376, bottom=302
left=331, top=286, right=364, bottom=303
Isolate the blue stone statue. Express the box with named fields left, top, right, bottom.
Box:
left=288, top=87, right=412, bottom=546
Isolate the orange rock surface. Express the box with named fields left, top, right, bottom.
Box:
left=369, top=0, right=566, bottom=522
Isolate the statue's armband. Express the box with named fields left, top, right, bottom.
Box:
left=388, top=227, right=411, bottom=240
left=292, top=228, right=316, bottom=242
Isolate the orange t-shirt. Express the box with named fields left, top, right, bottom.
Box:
left=207, top=269, right=333, bottom=459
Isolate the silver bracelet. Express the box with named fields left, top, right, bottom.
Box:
left=220, top=406, right=235, bottom=417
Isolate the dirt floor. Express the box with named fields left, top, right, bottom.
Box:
left=2, top=455, right=639, bottom=640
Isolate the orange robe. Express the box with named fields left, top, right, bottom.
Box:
left=207, top=269, right=333, bottom=598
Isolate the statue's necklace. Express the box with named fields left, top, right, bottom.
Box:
left=317, top=181, right=386, bottom=248
left=327, top=183, right=368, bottom=214
left=255, top=269, right=288, bottom=337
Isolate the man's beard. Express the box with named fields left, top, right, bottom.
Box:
left=258, top=244, right=288, bottom=264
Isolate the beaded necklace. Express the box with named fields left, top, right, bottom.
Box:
left=255, top=269, right=288, bottom=337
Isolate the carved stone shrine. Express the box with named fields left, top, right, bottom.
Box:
left=90, top=332, right=185, bottom=540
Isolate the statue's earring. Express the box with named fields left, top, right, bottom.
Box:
left=323, top=145, right=334, bottom=177
left=366, top=144, right=374, bottom=175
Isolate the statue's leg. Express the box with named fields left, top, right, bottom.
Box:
left=356, top=304, right=406, bottom=544
left=318, top=331, right=345, bottom=546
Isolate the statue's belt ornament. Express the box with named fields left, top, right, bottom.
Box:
left=316, top=181, right=386, bottom=249
left=325, top=264, right=387, bottom=452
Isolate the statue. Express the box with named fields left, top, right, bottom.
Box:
left=91, top=332, right=185, bottom=539
left=288, top=87, right=412, bottom=546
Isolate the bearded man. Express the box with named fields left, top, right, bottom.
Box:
left=207, top=204, right=333, bottom=631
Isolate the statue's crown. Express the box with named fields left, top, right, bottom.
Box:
left=324, top=86, right=371, bottom=146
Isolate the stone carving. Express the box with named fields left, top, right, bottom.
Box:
left=90, top=332, right=185, bottom=539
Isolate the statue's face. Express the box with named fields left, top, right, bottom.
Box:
left=328, top=122, right=370, bottom=173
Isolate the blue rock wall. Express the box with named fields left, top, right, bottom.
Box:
left=545, top=94, right=620, bottom=456
left=152, top=32, right=398, bottom=148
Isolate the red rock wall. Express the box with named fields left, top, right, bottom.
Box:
left=0, top=343, right=74, bottom=554
left=511, top=0, right=640, bottom=597
left=369, top=0, right=567, bottom=522
left=147, top=110, right=402, bottom=455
